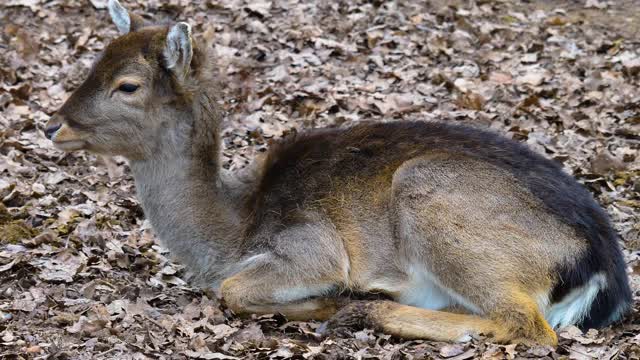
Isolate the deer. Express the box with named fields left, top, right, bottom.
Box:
left=43, top=0, right=631, bottom=346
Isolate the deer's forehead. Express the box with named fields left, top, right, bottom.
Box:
left=92, top=29, right=167, bottom=80
left=110, top=28, right=166, bottom=53
left=93, top=53, right=152, bottom=80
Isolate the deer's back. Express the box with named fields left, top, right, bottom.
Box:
left=255, top=121, right=609, bottom=241
left=257, top=121, right=598, bottom=229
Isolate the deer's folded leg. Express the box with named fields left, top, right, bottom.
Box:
left=325, top=296, right=558, bottom=346
left=220, top=269, right=346, bottom=321
left=220, top=220, right=350, bottom=321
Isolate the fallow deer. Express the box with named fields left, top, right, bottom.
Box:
left=44, top=0, right=631, bottom=345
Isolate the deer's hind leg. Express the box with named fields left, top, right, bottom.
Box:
left=369, top=153, right=566, bottom=345
left=328, top=296, right=555, bottom=345
left=220, top=219, right=349, bottom=321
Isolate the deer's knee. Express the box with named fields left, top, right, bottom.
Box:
left=220, top=276, right=256, bottom=315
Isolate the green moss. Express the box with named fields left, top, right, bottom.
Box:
left=0, top=220, right=38, bottom=244
left=502, top=15, right=518, bottom=24
left=0, top=203, right=11, bottom=225
left=613, top=170, right=640, bottom=186
left=56, top=223, right=72, bottom=236
left=95, top=214, right=120, bottom=230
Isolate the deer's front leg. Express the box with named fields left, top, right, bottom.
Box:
left=221, top=271, right=345, bottom=321
left=220, top=222, right=350, bottom=321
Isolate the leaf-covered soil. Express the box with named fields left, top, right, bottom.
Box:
left=1, top=0, right=639, bottom=358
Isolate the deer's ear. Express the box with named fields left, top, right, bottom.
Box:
left=108, top=0, right=144, bottom=34
left=163, top=22, right=193, bottom=81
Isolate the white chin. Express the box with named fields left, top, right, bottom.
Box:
left=53, top=140, right=86, bottom=151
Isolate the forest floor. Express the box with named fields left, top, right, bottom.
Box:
left=1, top=0, right=639, bottom=358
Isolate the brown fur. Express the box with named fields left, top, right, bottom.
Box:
left=44, top=0, right=631, bottom=346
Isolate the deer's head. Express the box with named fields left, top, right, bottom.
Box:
left=45, top=0, right=214, bottom=160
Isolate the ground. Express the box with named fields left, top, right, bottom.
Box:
left=1, top=0, right=639, bottom=359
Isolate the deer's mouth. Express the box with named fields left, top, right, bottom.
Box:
left=48, top=122, right=87, bottom=151
left=52, top=139, right=87, bottom=151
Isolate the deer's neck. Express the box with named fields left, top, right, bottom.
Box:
left=130, top=155, right=247, bottom=287
left=129, top=92, right=248, bottom=287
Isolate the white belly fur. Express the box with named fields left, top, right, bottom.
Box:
left=368, top=264, right=483, bottom=314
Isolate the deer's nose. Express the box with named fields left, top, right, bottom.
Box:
left=45, top=123, right=62, bottom=140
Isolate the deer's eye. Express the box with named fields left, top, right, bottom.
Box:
left=118, top=83, right=139, bottom=93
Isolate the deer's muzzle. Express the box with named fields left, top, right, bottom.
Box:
left=45, top=114, right=86, bottom=151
